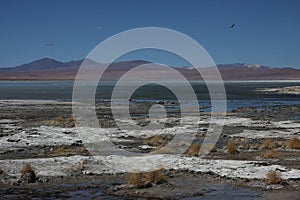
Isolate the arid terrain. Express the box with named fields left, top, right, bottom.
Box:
left=0, top=100, right=299, bottom=199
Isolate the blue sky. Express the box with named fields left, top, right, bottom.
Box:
left=0, top=0, right=300, bottom=68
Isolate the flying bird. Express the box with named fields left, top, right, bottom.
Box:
left=229, top=24, right=235, bottom=29
left=44, top=43, right=55, bottom=47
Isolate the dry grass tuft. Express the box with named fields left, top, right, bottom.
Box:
left=179, top=140, right=190, bottom=147
left=128, top=172, right=144, bottom=187
left=286, top=136, right=300, bottom=149
left=20, top=163, right=34, bottom=175
left=226, top=139, right=237, bottom=154
left=73, top=160, right=88, bottom=172
left=144, top=168, right=166, bottom=184
left=276, top=140, right=286, bottom=148
left=144, top=135, right=169, bottom=148
left=50, top=146, right=75, bottom=157
left=266, top=170, right=282, bottom=184
left=187, top=143, right=201, bottom=156
left=128, top=168, right=166, bottom=188
left=261, top=149, right=281, bottom=159
left=202, top=143, right=217, bottom=153
left=261, top=139, right=275, bottom=150
left=80, top=159, right=88, bottom=171
left=19, top=163, right=37, bottom=183
left=56, top=116, right=64, bottom=123
left=48, top=120, right=56, bottom=125
left=48, top=146, right=89, bottom=157
left=67, top=116, right=75, bottom=123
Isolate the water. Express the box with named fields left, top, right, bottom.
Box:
left=0, top=81, right=299, bottom=111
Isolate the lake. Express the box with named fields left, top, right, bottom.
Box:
left=0, top=81, right=299, bottom=111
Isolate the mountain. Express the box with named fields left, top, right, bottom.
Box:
left=0, top=58, right=300, bottom=80
left=0, top=58, right=66, bottom=72
left=216, top=64, right=300, bottom=80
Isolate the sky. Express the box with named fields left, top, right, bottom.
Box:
left=0, top=0, right=300, bottom=68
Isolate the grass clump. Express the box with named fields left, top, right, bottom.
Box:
left=128, top=172, right=144, bottom=187
left=226, top=139, right=237, bottom=154
left=261, top=139, right=275, bottom=150
left=56, top=116, right=64, bottom=123
left=266, top=170, right=282, bottom=184
left=48, top=116, right=75, bottom=127
left=144, top=135, right=169, bottom=148
left=20, top=163, right=34, bottom=175
left=48, top=146, right=89, bottom=157
left=73, top=160, right=88, bottom=172
left=261, top=149, right=281, bottom=159
left=19, top=163, right=37, bottom=183
left=202, top=143, right=217, bottom=153
left=144, top=168, right=166, bottom=184
left=187, top=142, right=217, bottom=156
left=128, top=168, right=167, bottom=188
left=286, top=136, right=300, bottom=149
left=187, top=143, right=201, bottom=156
left=67, top=116, right=75, bottom=123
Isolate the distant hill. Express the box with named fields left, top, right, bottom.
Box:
left=1, top=58, right=67, bottom=72
left=0, top=58, right=299, bottom=80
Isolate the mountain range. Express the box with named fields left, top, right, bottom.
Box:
left=0, top=58, right=299, bottom=80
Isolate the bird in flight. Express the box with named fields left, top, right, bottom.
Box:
left=229, top=24, right=235, bottom=29
left=44, top=43, right=55, bottom=47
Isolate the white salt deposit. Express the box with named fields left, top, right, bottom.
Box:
left=231, top=129, right=300, bottom=139
left=0, top=155, right=299, bottom=181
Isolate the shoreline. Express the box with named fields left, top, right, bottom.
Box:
left=1, top=79, right=300, bottom=82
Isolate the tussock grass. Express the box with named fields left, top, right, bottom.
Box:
left=187, top=143, right=201, bottom=156
left=226, top=139, right=237, bottom=154
left=56, top=116, right=64, bottom=123
left=47, top=116, right=74, bottom=126
left=179, top=141, right=190, bottom=147
left=144, top=135, right=168, bottom=148
left=202, top=143, right=217, bottom=153
left=286, top=136, right=300, bottom=149
left=128, top=168, right=166, bottom=188
left=50, top=146, right=73, bottom=156
left=261, top=149, right=281, bottom=159
left=266, top=170, right=282, bottom=184
left=128, top=172, right=144, bottom=187
left=276, top=140, right=286, bottom=148
left=49, top=146, right=89, bottom=157
left=144, top=168, right=166, bottom=184
left=73, top=160, right=88, bottom=172
left=20, top=163, right=34, bottom=175
left=187, top=142, right=217, bottom=156
left=67, top=116, right=75, bottom=123
left=19, top=163, right=37, bottom=183
left=261, top=139, right=275, bottom=150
